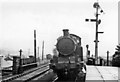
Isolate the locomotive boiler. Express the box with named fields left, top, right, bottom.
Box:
left=50, top=29, right=86, bottom=81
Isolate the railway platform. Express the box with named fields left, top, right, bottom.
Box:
left=86, top=65, right=119, bottom=82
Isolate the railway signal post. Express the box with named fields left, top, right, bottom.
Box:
left=85, top=2, right=104, bottom=65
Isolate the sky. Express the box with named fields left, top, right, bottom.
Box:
left=0, top=0, right=118, bottom=58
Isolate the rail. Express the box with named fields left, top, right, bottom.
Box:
left=29, top=69, right=57, bottom=82
left=17, top=66, right=50, bottom=82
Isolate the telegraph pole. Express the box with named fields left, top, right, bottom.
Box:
left=85, top=2, right=104, bottom=65
left=38, top=47, right=39, bottom=59
left=19, top=49, right=22, bottom=73
left=34, top=30, right=37, bottom=62
left=38, top=46, right=40, bottom=65
left=42, top=41, right=44, bottom=60
left=107, top=51, right=109, bottom=66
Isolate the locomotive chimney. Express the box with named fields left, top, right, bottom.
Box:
left=63, top=29, right=69, bottom=36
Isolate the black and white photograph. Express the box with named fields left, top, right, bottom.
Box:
left=0, top=0, right=119, bottom=82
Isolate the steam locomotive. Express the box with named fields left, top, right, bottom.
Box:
left=50, top=29, right=86, bottom=81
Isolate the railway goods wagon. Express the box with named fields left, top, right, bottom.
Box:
left=50, top=29, right=86, bottom=81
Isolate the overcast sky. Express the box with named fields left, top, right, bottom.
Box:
left=0, top=0, right=118, bottom=58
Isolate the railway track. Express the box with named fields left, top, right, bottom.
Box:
left=2, top=64, right=49, bottom=82
left=28, top=69, right=57, bottom=82
left=13, top=66, right=50, bottom=82
left=2, top=65, right=84, bottom=82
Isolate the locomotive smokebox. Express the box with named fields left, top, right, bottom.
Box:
left=63, top=29, right=69, bottom=36
left=56, top=29, right=76, bottom=56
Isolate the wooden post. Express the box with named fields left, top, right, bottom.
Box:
left=42, top=41, right=44, bottom=60
left=19, top=49, right=23, bottom=74
left=107, top=51, right=109, bottom=66
left=86, top=45, right=89, bottom=58
left=38, top=47, right=40, bottom=65
left=34, top=30, right=37, bottom=62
